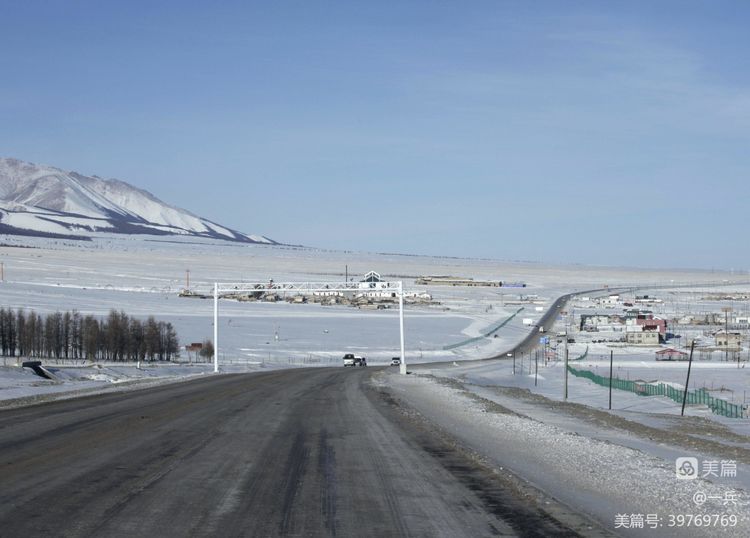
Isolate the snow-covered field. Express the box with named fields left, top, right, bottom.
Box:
left=2, top=234, right=749, bottom=534
left=2, top=234, right=749, bottom=425
left=0, top=234, right=748, bottom=401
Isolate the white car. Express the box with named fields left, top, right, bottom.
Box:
left=391, top=357, right=401, bottom=366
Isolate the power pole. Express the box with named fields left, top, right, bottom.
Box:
left=186, top=269, right=190, bottom=290
left=681, top=341, right=696, bottom=416
left=722, top=306, right=732, bottom=363
left=0, top=262, right=3, bottom=282
left=564, top=336, right=569, bottom=400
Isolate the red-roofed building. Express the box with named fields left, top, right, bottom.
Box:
left=655, top=348, right=688, bottom=361
left=636, top=316, right=667, bottom=334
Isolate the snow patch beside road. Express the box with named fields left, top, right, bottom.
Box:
left=379, top=371, right=750, bottom=537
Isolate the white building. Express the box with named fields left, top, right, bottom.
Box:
left=597, top=294, right=621, bottom=308
left=715, top=330, right=742, bottom=350
left=625, top=328, right=660, bottom=345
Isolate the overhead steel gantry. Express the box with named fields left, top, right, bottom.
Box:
left=212, top=281, right=407, bottom=375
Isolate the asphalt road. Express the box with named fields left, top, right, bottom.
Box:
left=0, top=368, right=582, bottom=537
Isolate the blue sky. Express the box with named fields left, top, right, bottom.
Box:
left=2, top=1, right=749, bottom=269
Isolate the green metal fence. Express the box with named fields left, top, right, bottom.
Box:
left=443, top=307, right=525, bottom=351
left=567, top=365, right=747, bottom=419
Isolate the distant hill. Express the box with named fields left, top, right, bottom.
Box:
left=0, top=158, right=276, bottom=244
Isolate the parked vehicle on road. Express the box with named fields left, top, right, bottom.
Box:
left=391, top=357, right=401, bottom=366
left=343, top=354, right=367, bottom=367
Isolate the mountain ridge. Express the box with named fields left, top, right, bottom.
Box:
left=0, top=158, right=276, bottom=244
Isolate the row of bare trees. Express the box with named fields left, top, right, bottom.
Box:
left=0, top=308, right=179, bottom=361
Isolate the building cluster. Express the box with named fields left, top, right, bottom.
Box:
left=655, top=330, right=744, bottom=360
left=209, top=271, right=435, bottom=308
left=308, top=271, right=434, bottom=307
left=580, top=310, right=667, bottom=345
left=415, top=275, right=524, bottom=287
left=675, top=313, right=750, bottom=327
left=573, top=292, right=746, bottom=357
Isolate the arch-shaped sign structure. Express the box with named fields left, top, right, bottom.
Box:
left=212, top=281, right=407, bottom=374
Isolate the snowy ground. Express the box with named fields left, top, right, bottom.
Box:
left=1, top=235, right=748, bottom=404
left=424, top=355, right=750, bottom=432
left=378, top=370, right=750, bottom=537
left=0, top=362, right=214, bottom=406
left=2, top=235, right=749, bottom=410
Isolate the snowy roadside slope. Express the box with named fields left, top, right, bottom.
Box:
left=0, top=360, right=344, bottom=409
left=379, top=372, right=749, bottom=538
left=0, top=364, right=217, bottom=408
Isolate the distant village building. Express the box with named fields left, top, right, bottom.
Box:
left=415, top=275, right=503, bottom=287
left=655, top=348, right=689, bottom=361
left=706, top=313, right=728, bottom=325
left=580, top=314, right=625, bottom=332
left=356, top=271, right=433, bottom=302
left=632, top=315, right=667, bottom=335
left=624, top=309, right=653, bottom=319
left=620, top=311, right=667, bottom=334
left=358, top=271, right=398, bottom=298
left=625, top=326, right=660, bottom=345
left=715, top=330, right=742, bottom=350
left=640, top=320, right=666, bottom=334
left=598, top=294, right=621, bottom=307
left=361, top=271, right=383, bottom=284
left=634, top=295, right=662, bottom=305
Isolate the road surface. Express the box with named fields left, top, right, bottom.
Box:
left=0, top=368, right=588, bottom=537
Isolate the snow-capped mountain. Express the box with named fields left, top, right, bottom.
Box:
left=0, top=158, right=276, bottom=244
